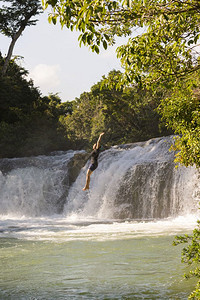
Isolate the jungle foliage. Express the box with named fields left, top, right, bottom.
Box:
left=0, top=0, right=42, bottom=76
left=159, top=77, right=200, bottom=168
left=0, top=57, right=171, bottom=157
left=63, top=70, right=171, bottom=149
left=0, top=55, right=73, bottom=157
left=173, top=222, right=200, bottom=300
left=43, top=0, right=200, bottom=168
left=44, top=0, right=200, bottom=84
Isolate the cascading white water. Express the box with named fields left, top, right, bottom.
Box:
left=0, top=136, right=199, bottom=219
left=64, top=136, right=200, bottom=219
left=0, top=151, right=84, bottom=216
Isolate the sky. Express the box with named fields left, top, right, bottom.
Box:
left=0, top=9, right=132, bottom=102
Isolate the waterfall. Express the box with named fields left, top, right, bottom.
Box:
left=0, top=136, right=199, bottom=219
left=64, top=136, right=199, bottom=219
left=0, top=151, right=87, bottom=217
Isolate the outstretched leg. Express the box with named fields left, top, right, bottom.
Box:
left=83, top=169, right=93, bottom=190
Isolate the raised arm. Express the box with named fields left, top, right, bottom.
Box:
left=96, top=132, right=104, bottom=149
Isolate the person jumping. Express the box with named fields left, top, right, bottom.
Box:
left=82, top=132, right=104, bottom=191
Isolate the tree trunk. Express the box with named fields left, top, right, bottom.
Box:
left=1, top=29, right=23, bottom=76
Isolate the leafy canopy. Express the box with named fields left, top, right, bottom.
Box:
left=43, top=0, right=200, bottom=170
left=63, top=70, right=171, bottom=149
left=0, top=0, right=42, bottom=38
left=43, top=0, right=200, bottom=86
left=159, top=77, right=200, bottom=168
left=0, top=0, right=42, bottom=76
left=0, top=55, right=73, bottom=157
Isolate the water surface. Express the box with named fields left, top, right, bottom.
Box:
left=0, top=216, right=197, bottom=299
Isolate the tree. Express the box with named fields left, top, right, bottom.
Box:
left=158, top=75, right=200, bottom=168
left=173, top=222, right=200, bottom=299
left=0, top=0, right=42, bottom=76
left=43, top=0, right=200, bottom=86
left=42, top=0, right=132, bottom=54
left=0, top=55, right=73, bottom=157
left=43, top=0, right=200, bottom=169
left=0, top=55, right=41, bottom=124
left=63, top=70, right=171, bottom=149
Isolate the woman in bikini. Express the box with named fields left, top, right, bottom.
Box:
left=83, top=132, right=104, bottom=191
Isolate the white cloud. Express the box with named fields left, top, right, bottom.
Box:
left=29, top=64, right=61, bottom=94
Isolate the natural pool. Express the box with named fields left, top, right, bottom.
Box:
left=0, top=216, right=197, bottom=299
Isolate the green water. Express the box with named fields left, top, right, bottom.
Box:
left=0, top=235, right=195, bottom=300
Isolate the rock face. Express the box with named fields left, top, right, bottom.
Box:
left=67, top=152, right=89, bottom=187
left=58, top=152, right=89, bottom=211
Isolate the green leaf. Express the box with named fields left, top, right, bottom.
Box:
left=163, top=14, right=169, bottom=21
left=103, top=40, right=107, bottom=49
left=188, top=39, right=194, bottom=46
left=94, top=45, right=99, bottom=54
left=87, top=34, right=93, bottom=44
left=82, top=32, right=87, bottom=44
left=194, top=34, right=199, bottom=44
left=47, top=0, right=57, bottom=7
left=52, top=16, right=57, bottom=25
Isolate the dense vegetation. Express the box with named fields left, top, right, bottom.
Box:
left=45, top=0, right=200, bottom=168
left=63, top=70, right=171, bottom=150
left=0, top=55, right=73, bottom=157
left=159, top=77, right=200, bottom=168
left=0, top=56, right=171, bottom=157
